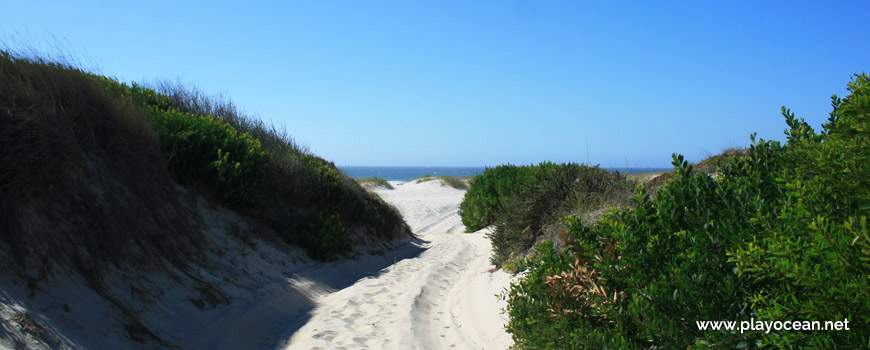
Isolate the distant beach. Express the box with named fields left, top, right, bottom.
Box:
left=341, top=166, right=486, bottom=182
left=341, top=166, right=671, bottom=182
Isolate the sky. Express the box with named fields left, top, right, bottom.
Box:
left=2, top=1, right=868, bottom=167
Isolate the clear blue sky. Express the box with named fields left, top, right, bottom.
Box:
left=3, top=1, right=868, bottom=167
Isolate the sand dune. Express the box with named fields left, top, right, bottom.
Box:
left=282, top=180, right=513, bottom=350
left=0, top=180, right=511, bottom=349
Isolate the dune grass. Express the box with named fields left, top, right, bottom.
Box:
left=0, top=47, right=410, bottom=267
left=624, top=171, right=667, bottom=183
left=415, top=175, right=469, bottom=190
left=0, top=48, right=205, bottom=275
left=356, top=177, right=394, bottom=189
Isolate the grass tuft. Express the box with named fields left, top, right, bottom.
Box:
left=415, top=175, right=469, bottom=190
left=356, top=177, right=394, bottom=189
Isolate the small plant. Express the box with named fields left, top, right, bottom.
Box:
left=11, top=312, right=45, bottom=338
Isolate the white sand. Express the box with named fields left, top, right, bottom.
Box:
left=0, top=180, right=512, bottom=349
left=281, top=180, right=514, bottom=350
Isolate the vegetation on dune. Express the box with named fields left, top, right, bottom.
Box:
left=495, top=74, right=870, bottom=348
left=0, top=50, right=204, bottom=275
left=0, top=49, right=409, bottom=269
left=459, top=163, right=636, bottom=266
left=357, top=177, right=394, bottom=189
left=104, top=77, right=410, bottom=261
left=416, top=175, right=469, bottom=190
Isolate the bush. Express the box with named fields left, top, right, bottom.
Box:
left=728, top=74, right=870, bottom=348
left=503, top=74, right=870, bottom=348
left=92, top=77, right=272, bottom=209
left=459, top=165, right=538, bottom=232
left=146, top=106, right=271, bottom=209
left=460, top=162, right=632, bottom=266
left=301, top=212, right=351, bottom=261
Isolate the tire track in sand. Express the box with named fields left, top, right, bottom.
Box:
left=281, top=181, right=512, bottom=350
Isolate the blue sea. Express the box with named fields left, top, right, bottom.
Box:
left=340, top=166, right=671, bottom=182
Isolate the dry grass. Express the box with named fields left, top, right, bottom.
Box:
left=625, top=171, right=668, bottom=184
left=356, top=177, right=394, bottom=189
left=695, top=147, right=750, bottom=175
left=415, top=175, right=469, bottom=190
left=0, top=49, right=203, bottom=280
left=0, top=45, right=411, bottom=275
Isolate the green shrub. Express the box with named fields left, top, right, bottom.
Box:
left=460, top=162, right=632, bottom=265
left=505, top=147, right=784, bottom=348
left=301, top=212, right=351, bottom=261
left=503, top=74, right=870, bottom=348
left=728, top=74, right=870, bottom=348
left=459, top=165, right=538, bottom=232
left=91, top=77, right=272, bottom=209
left=503, top=240, right=583, bottom=348
left=146, top=106, right=271, bottom=209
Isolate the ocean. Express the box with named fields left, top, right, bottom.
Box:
left=340, top=166, right=672, bottom=182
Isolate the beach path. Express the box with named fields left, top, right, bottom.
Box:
left=281, top=180, right=513, bottom=350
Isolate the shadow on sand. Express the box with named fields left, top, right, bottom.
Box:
left=269, top=237, right=429, bottom=347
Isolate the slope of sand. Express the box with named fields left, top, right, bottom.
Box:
left=281, top=180, right=514, bottom=350
left=0, top=180, right=511, bottom=349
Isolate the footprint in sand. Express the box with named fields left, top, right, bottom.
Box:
left=312, top=331, right=336, bottom=341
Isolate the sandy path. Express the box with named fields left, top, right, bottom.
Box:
left=281, top=180, right=513, bottom=350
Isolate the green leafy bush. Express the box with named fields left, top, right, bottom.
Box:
left=94, top=76, right=273, bottom=209
left=459, top=165, right=540, bottom=232
left=503, top=74, right=870, bottom=348
left=301, top=212, right=351, bottom=261
left=460, top=162, right=632, bottom=265
left=146, top=106, right=271, bottom=209
left=728, top=74, right=870, bottom=348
